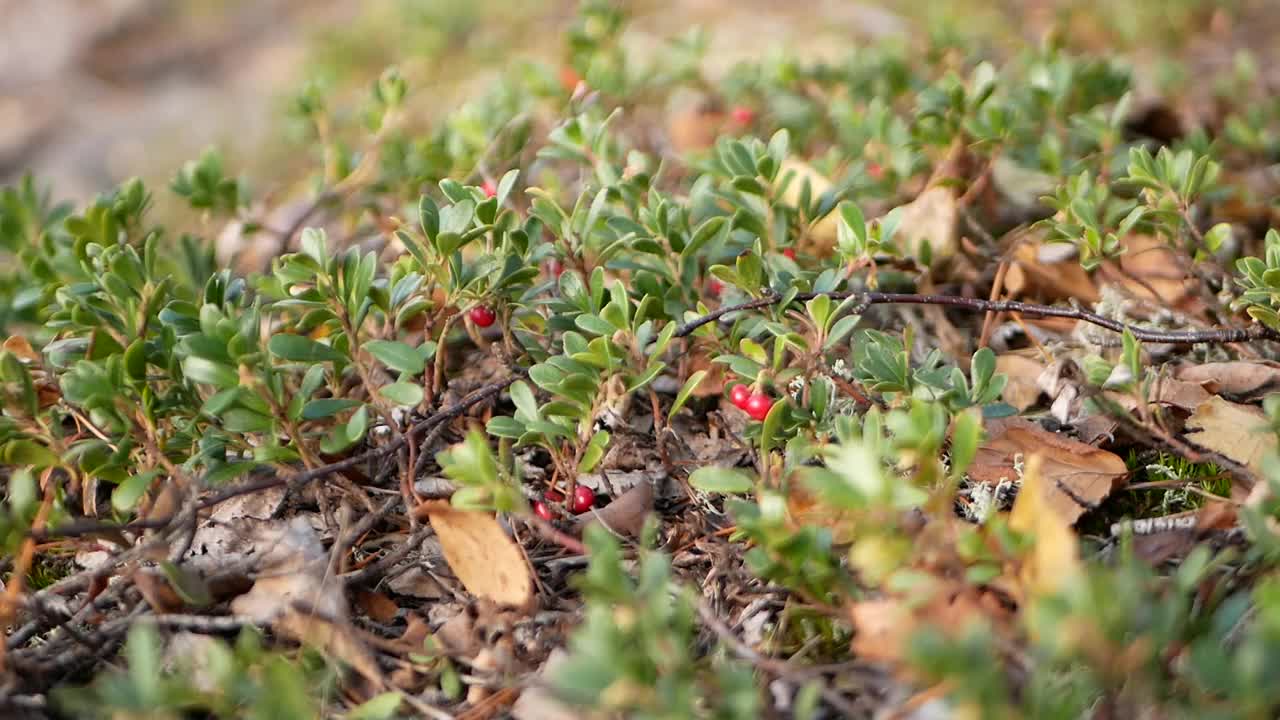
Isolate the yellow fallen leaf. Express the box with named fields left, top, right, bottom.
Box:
left=424, top=502, right=534, bottom=609
left=892, top=185, right=958, bottom=265
left=1184, top=396, right=1275, bottom=477
left=779, top=159, right=839, bottom=253
left=1008, top=454, right=1082, bottom=597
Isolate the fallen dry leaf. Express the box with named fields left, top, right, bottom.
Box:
left=1008, top=455, right=1083, bottom=597
left=1177, top=361, right=1280, bottom=400
left=995, top=353, right=1046, bottom=411
left=230, top=517, right=384, bottom=690
left=2, top=335, right=40, bottom=363
left=1004, top=240, right=1100, bottom=303
left=1146, top=375, right=1212, bottom=412
left=1183, top=396, right=1274, bottom=477
left=355, top=590, right=400, bottom=623
left=511, top=649, right=586, bottom=720
left=574, top=479, right=655, bottom=538
left=387, top=565, right=447, bottom=600
left=1100, top=233, right=1195, bottom=306
left=849, top=581, right=1000, bottom=666
left=422, top=501, right=534, bottom=609
left=786, top=481, right=857, bottom=544
left=969, top=417, right=1128, bottom=525
left=892, top=184, right=958, bottom=265
left=779, top=158, right=839, bottom=253
left=667, top=92, right=725, bottom=154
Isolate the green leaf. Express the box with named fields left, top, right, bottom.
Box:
left=689, top=466, right=754, bottom=494
left=347, top=692, right=403, bottom=720
left=379, top=381, right=424, bottom=406
left=575, top=313, right=616, bottom=337
left=321, top=406, right=369, bottom=454
left=183, top=356, right=239, bottom=389
left=1204, top=222, right=1232, bottom=253
left=2, top=439, right=60, bottom=468
left=301, top=398, right=363, bottom=420
left=949, top=409, right=983, bottom=479
left=739, top=338, right=767, bottom=365
left=112, top=470, right=160, bottom=512
left=626, top=362, right=666, bottom=393
left=486, top=416, right=526, bottom=439
left=268, top=334, right=346, bottom=363
left=222, top=408, right=275, bottom=434
left=509, top=380, right=540, bottom=421
left=364, top=339, right=426, bottom=375
left=577, top=430, right=610, bottom=473
left=668, top=370, right=708, bottom=420
left=0, top=352, right=37, bottom=416
left=759, top=398, right=785, bottom=457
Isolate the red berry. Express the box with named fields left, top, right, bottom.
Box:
left=708, top=278, right=724, bottom=296
left=469, top=306, right=496, bottom=328
left=559, top=66, right=582, bottom=93
left=481, top=180, right=497, bottom=198
left=547, top=259, right=564, bottom=278
left=533, top=501, right=553, bottom=521
left=730, top=106, right=755, bottom=126
left=744, top=393, right=772, bottom=421
left=571, top=485, right=595, bottom=514
left=545, top=489, right=565, bottom=503
left=783, top=248, right=797, bottom=260
left=867, top=162, right=884, bottom=180
left=730, top=384, right=751, bottom=409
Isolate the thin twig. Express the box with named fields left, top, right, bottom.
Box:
left=674, top=290, right=1280, bottom=346
left=34, top=372, right=525, bottom=541
left=695, top=599, right=861, bottom=717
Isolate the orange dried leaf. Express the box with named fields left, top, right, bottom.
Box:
left=969, top=417, right=1127, bottom=525
left=1006, top=241, right=1099, bottom=303
left=424, top=502, right=534, bottom=609
left=1177, top=361, right=1280, bottom=399
left=2, top=335, right=40, bottom=363
left=995, top=353, right=1046, bottom=411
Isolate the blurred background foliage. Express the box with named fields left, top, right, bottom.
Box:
left=2, top=0, right=1274, bottom=209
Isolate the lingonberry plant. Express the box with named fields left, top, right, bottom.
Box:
left=8, top=1, right=1280, bottom=718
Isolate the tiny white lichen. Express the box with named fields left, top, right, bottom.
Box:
left=831, top=358, right=853, bottom=380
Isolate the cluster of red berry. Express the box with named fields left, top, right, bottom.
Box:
left=532, top=485, right=596, bottom=521
left=729, top=383, right=772, bottom=421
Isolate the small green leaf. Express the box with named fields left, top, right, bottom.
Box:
left=112, top=470, right=160, bottom=512
left=950, top=409, right=983, bottom=479
left=2, top=439, right=60, bottom=469
left=739, top=338, right=767, bottom=365
left=577, top=430, right=611, bottom=473
left=668, top=370, right=708, bottom=420
left=379, top=381, right=424, bottom=406
left=269, top=334, right=346, bottom=363
left=183, top=356, right=239, bottom=389
left=1204, top=222, right=1232, bottom=253
left=347, top=691, right=403, bottom=720
left=759, top=398, right=785, bottom=457
left=364, top=339, right=426, bottom=375
left=486, top=416, right=526, bottom=439
left=301, top=398, right=363, bottom=420
left=689, top=466, right=754, bottom=494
